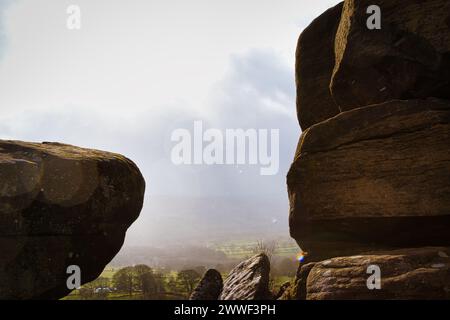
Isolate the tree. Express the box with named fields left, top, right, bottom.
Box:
left=135, top=265, right=158, bottom=298
left=251, top=240, right=277, bottom=261
left=166, top=274, right=179, bottom=293
left=92, top=276, right=110, bottom=289
left=177, top=269, right=201, bottom=298
left=152, top=271, right=166, bottom=298
left=113, top=266, right=135, bottom=296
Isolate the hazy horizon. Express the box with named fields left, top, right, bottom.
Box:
left=0, top=0, right=341, bottom=249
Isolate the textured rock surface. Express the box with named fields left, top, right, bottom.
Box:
left=190, top=269, right=223, bottom=300
left=279, top=263, right=315, bottom=300
left=331, top=0, right=450, bottom=111
left=274, top=281, right=291, bottom=300
left=0, top=140, right=145, bottom=299
left=220, top=254, right=270, bottom=300
left=288, top=99, right=450, bottom=259
left=306, top=247, right=450, bottom=300
left=296, top=2, right=343, bottom=130
left=288, top=1, right=450, bottom=299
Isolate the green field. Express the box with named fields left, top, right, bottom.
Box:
left=210, top=238, right=299, bottom=259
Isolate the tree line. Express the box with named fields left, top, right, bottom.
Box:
left=75, top=265, right=203, bottom=300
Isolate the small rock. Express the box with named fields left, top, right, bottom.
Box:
left=190, top=269, right=223, bottom=300
left=220, top=254, right=271, bottom=300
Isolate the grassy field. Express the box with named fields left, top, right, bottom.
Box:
left=210, top=238, right=299, bottom=259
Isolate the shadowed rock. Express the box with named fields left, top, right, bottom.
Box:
left=295, top=2, right=343, bottom=130
left=0, top=140, right=145, bottom=299
left=274, top=281, right=291, bottom=300
left=288, top=99, right=450, bottom=259
left=307, top=247, right=450, bottom=300
left=331, top=0, right=450, bottom=111
left=279, top=263, right=315, bottom=300
left=190, top=269, right=223, bottom=300
left=220, top=254, right=270, bottom=300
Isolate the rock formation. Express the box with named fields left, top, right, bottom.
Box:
left=296, top=2, right=343, bottom=130
left=287, top=0, right=450, bottom=299
left=0, top=140, right=145, bottom=299
left=220, top=254, right=271, bottom=300
left=190, top=269, right=223, bottom=300
left=284, top=247, right=450, bottom=300
left=288, top=98, right=450, bottom=259
left=331, top=0, right=450, bottom=111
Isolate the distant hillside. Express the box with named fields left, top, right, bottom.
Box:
left=109, top=245, right=235, bottom=270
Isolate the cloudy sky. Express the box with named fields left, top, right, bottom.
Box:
left=0, top=0, right=340, bottom=245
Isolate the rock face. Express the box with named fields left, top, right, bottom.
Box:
left=306, top=247, right=450, bottom=300
left=220, top=254, right=271, bottom=300
left=190, top=269, right=223, bottom=300
left=331, top=0, right=450, bottom=111
left=296, top=2, right=343, bottom=130
left=288, top=0, right=450, bottom=299
left=288, top=98, right=450, bottom=259
left=0, top=140, right=145, bottom=299
left=289, top=0, right=450, bottom=262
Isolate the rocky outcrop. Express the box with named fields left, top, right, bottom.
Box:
left=220, top=254, right=271, bottom=300
left=0, top=140, right=145, bottom=299
left=331, top=0, right=450, bottom=111
left=288, top=98, right=450, bottom=259
left=306, top=247, right=450, bottom=300
left=296, top=2, right=343, bottom=130
left=287, top=0, right=450, bottom=299
left=190, top=269, right=223, bottom=300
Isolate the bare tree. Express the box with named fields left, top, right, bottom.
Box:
left=251, top=240, right=277, bottom=261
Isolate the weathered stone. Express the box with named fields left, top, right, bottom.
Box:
left=190, top=269, right=223, bottom=300
left=220, top=254, right=270, bottom=300
left=274, top=281, right=291, bottom=300
left=331, top=0, right=450, bottom=111
left=0, top=140, right=145, bottom=299
left=287, top=99, right=450, bottom=260
left=307, top=247, right=450, bottom=300
left=279, top=263, right=315, bottom=300
left=296, top=2, right=343, bottom=130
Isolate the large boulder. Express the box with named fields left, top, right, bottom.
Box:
left=295, top=2, right=343, bottom=130
left=0, top=140, right=145, bottom=299
left=331, top=0, right=450, bottom=111
left=287, top=99, right=450, bottom=259
left=190, top=269, right=223, bottom=300
left=220, top=254, right=271, bottom=300
left=306, top=247, right=450, bottom=300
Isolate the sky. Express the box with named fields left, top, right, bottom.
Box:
left=0, top=0, right=340, bottom=246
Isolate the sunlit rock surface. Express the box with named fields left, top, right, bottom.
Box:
left=331, top=0, right=450, bottom=110
left=295, top=2, right=343, bottom=130
left=287, top=0, right=450, bottom=299
left=288, top=99, right=450, bottom=259
left=220, top=254, right=271, bottom=300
